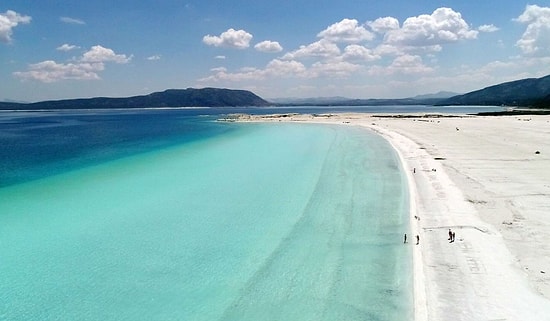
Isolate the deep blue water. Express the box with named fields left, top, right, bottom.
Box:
left=0, top=109, right=234, bottom=187
left=0, top=105, right=503, bottom=187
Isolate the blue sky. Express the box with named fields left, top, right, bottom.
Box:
left=1, top=1, right=550, bottom=102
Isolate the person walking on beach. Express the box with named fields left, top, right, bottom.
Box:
left=404, top=234, right=407, bottom=244
left=448, top=228, right=453, bottom=241
left=416, top=235, right=420, bottom=245
left=451, top=232, right=456, bottom=243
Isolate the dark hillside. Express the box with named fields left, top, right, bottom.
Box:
left=0, top=88, right=271, bottom=110
left=441, top=75, right=550, bottom=107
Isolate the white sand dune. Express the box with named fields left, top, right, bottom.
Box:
left=230, top=113, right=550, bottom=321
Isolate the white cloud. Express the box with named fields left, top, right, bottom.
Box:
left=147, top=54, right=161, bottom=61
left=372, top=44, right=402, bottom=56
left=282, top=39, right=340, bottom=60
left=215, top=55, right=226, bottom=59
left=199, top=59, right=306, bottom=82
left=195, top=7, right=518, bottom=98
left=81, top=45, right=132, bottom=63
left=369, top=54, right=433, bottom=75
left=210, top=67, right=227, bottom=72
left=372, top=42, right=442, bottom=58
left=254, top=40, right=283, bottom=53
left=14, top=45, right=131, bottom=82
left=390, top=55, right=431, bottom=72
left=0, top=10, right=31, bottom=43
left=198, top=67, right=260, bottom=82
left=13, top=60, right=103, bottom=83
left=384, top=7, right=478, bottom=46
left=317, top=18, right=375, bottom=43
left=368, top=17, right=400, bottom=34
left=202, top=28, right=253, bottom=49
left=56, top=43, right=79, bottom=51
left=265, top=59, right=307, bottom=77
left=342, top=44, right=380, bottom=62
left=200, top=55, right=365, bottom=84
left=514, top=5, right=550, bottom=56
left=478, top=24, right=499, bottom=33
left=60, top=16, right=85, bottom=25
left=309, top=61, right=362, bottom=78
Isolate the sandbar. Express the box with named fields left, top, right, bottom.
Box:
left=226, top=113, right=550, bottom=321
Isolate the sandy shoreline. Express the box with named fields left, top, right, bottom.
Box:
left=224, top=113, right=550, bottom=320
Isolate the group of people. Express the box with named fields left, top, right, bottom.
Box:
left=404, top=228, right=456, bottom=245
left=403, top=233, right=419, bottom=245
left=448, top=228, right=456, bottom=243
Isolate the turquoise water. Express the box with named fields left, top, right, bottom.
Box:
left=0, top=112, right=412, bottom=320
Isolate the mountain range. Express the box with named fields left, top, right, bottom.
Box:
left=1, top=75, right=549, bottom=110
left=275, top=76, right=550, bottom=107
left=0, top=88, right=270, bottom=110
left=271, top=92, right=460, bottom=107
left=438, top=75, right=550, bottom=107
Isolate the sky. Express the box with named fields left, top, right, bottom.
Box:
left=1, top=0, right=550, bottom=102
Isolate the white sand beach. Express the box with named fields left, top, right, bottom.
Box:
left=229, top=113, right=550, bottom=321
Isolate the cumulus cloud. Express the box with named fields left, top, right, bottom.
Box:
left=282, top=39, right=340, bottom=60
left=254, top=40, right=283, bottom=53
left=478, top=24, right=499, bottom=33
left=215, top=55, right=226, bottom=59
left=390, top=55, right=432, bottom=73
left=56, top=43, right=79, bottom=51
left=514, top=4, right=550, bottom=56
left=317, top=18, right=375, bottom=43
left=0, top=10, right=31, bottom=43
left=81, top=45, right=132, bottom=63
left=342, top=44, right=380, bottom=62
left=147, top=54, right=161, bottom=61
left=210, top=67, right=227, bottom=72
left=14, top=45, right=131, bottom=82
left=13, top=61, right=103, bottom=82
left=202, top=28, right=253, bottom=49
left=200, top=59, right=306, bottom=82
left=368, top=17, right=400, bottom=34
left=60, top=16, right=85, bottom=25
left=384, top=7, right=478, bottom=46
left=309, top=61, right=362, bottom=78
left=265, top=59, right=307, bottom=77
left=198, top=7, right=486, bottom=91
left=369, top=54, right=433, bottom=76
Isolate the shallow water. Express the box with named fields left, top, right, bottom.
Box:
left=0, top=111, right=412, bottom=320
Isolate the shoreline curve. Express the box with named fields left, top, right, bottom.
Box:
left=224, top=112, right=550, bottom=321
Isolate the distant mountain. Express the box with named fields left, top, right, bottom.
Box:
left=1, top=98, right=29, bottom=104
left=268, top=96, right=350, bottom=105
left=412, top=91, right=460, bottom=99
left=0, top=88, right=271, bottom=110
left=270, top=92, right=459, bottom=106
left=271, top=97, right=446, bottom=106
left=4, top=76, right=549, bottom=110
left=440, top=75, right=550, bottom=107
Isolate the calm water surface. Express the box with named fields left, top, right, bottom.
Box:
left=0, top=105, right=501, bottom=320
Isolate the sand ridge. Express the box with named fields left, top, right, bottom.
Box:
left=226, top=113, right=550, bottom=321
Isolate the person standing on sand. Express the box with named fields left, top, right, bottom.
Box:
left=451, top=232, right=456, bottom=243
left=416, top=235, right=419, bottom=245
left=404, top=234, right=407, bottom=243
left=448, top=228, right=452, bottom=241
